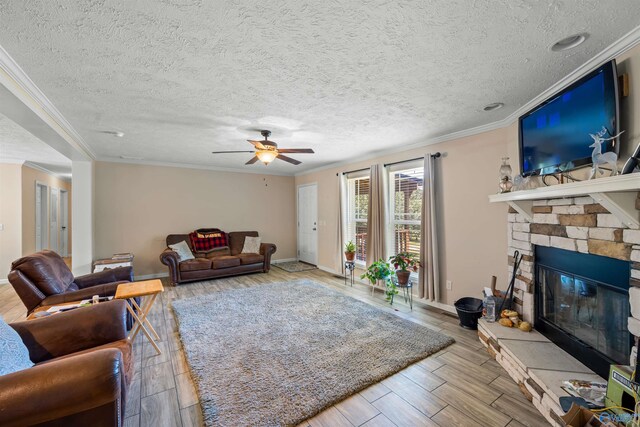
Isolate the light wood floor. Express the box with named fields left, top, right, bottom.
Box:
left=0, top=268, right=549, bottom=427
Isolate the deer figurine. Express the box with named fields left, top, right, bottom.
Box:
left=589, top=127, right=623, bottom=179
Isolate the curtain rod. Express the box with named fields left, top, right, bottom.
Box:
left=336, top=167, right=370, bottom=177
left=336, top=153, right=442, bottom=176
left=384, top=152, right=441, bottom=168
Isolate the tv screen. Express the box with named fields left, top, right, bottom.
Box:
left=519, top=60, right=619, bottom=176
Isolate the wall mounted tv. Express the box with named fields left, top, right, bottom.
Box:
left=519, top=60, right=619, bottom=176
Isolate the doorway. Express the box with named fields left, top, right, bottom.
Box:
left=297, top=183, right=318, bottom=265
left=49, top=187, right=59, bottom=253
left=59, top=189, right=69, bottom=256
left=35, top=182, right=48, bottom=251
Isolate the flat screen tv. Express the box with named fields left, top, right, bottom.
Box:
left=519, top=60, right=619, bottom=176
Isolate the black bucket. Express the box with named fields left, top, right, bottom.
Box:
left=454, top=297, right=484, bottom=330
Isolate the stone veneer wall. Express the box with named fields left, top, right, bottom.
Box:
left=507, top=193, right=640, bottom=324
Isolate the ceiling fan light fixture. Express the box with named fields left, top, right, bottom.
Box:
left=256, top=150, right=278, bottom=165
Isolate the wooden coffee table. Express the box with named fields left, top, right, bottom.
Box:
left=115, top=279, right=164, bottom=354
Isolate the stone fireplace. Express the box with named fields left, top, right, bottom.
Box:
left=477, top=186, right=640, bottom=426
left=506, top=194, right=640, bottom=346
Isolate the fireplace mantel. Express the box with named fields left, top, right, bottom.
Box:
left=489, top=173, right=640, bottom=228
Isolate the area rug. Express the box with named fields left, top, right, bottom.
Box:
left=272, top=261, right=317, bottom=272
left=171, top=279, right=454, bottom=427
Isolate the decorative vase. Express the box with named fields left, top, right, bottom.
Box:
left=396, top=270, right=411, bottom=286
left=345, top=251, right=355, bottom=262
left=499, top=157, right=513, bottom=193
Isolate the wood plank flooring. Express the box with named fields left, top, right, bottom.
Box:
left=0, top=268, right=549, bottom=426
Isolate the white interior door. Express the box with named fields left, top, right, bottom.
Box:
left=59, top=189, right=69, bottom=257
left=49, top=187, right=59, bottom=253
left=297, top=184, right=318, bottom=265
left=35, top=182, right=48, bottom=251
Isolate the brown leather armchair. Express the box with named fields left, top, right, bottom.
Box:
left=0, top=300, right=133, bottom=427
left=8, top=250, right=133, bottom=315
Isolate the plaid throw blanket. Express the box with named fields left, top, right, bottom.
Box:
left=189, top=228, right=228, bottom=251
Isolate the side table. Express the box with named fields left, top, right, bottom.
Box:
left=344, top=261, right=355, bottom=286
left=115, top=279, right=164, bottom=354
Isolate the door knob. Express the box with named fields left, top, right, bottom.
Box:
left=312, top=228, right=317, bottom=231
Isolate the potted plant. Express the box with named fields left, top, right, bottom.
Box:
left=344, top=241, right=356, bottom=261
left=361, top=259, right=398, bottom=303
left=388, top=252, right=421, bottom=286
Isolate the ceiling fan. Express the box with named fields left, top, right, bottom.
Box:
left=211, top=130, right=314, bottom=165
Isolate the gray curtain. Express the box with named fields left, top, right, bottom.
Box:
left=366, top=164, right=386, bottom=266
left=419, top=154, right=439, bottom=301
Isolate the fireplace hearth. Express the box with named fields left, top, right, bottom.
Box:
left=535, top=245, right=631, bottom=378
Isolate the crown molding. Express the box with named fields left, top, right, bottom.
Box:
left=297, top=24, right=640, bottom=178
left=98, top=156, right=295, bottom=177
left=0, top=159, right=25, bottom=165
left=23, top=161, right=72, bottom=182
left=0, top=45, right=95, bottom=160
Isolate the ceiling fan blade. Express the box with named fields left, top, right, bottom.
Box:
left=247, top=140, right=266, bottom=150
left=245, top=156, right=259, bottom=165
left=277, top=148, right=314, bottom=153
left=276, top=154, right=301, bottom=165
left=211, top=150, right=254, bottom=154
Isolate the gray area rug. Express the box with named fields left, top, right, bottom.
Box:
left=172, top=279, right=454, bottom=427
left=273, top=261, right=318, bottom=273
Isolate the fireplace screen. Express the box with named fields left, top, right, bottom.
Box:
left=538, top=267, right=629, bottom=364
left=535, top=246, right=631, bottom=377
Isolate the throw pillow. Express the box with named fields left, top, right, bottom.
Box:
left=169, top=240, right=195, bottom=262
left=0, top=317, right=33, bottom=376
left=241, top=236, right=262, bottom=254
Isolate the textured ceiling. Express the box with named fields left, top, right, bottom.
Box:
left=0, top=1, right=639, bottom=173
left=0, top=112, right=71, bottom=171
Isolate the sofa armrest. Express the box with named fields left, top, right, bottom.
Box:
left=10, top=300, right=128, bottom=363
left=160, top=248, right=180, bottom=285
left=74, top=266, right=133, bottom=288
left=260, top=243, right=277, bottom=272
left=0, top=348, right=124, bottom=427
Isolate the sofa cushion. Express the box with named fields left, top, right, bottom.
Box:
left=242, top=236, right=262, bottom=254
left=169, top=240, right=195, bottom=262
left=228, top=231, right=259, bottom=255
left=237, top=253, right=264, bottom=265
left=212, top=256, right=241, bottom=269
left=179, top=258, right=212, bottom=272
left=1, top=317, right=33, bottom=376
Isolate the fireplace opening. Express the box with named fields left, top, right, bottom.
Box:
left=534, top=246, right=631, bottom=378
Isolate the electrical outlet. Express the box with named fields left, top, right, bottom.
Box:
left=446, top=280, right=452, bottom=290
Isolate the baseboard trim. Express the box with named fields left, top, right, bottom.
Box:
left=135, top=272, right=169, bottom=281
left=421, top=300, right=457, bottom=315
left=0, top=278, right=8, bottom=285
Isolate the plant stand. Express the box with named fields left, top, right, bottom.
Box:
left=344, top=261, right=355, bottom=287
left=390, top=276, right=414, bottom=309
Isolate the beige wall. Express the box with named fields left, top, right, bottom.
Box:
left=94, top=162, right=297, bottom=277
left=0, top=163, right=22, bottom=279
left=21, top=165, right=72, bottom=256
left=296, top=127, right=512, bottom=306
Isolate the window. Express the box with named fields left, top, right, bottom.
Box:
left=387, top=163, right=423, bottom=271
left=345, top=172, right=370, bottom=264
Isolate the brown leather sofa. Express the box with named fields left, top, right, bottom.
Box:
left=160, top=231, right=276, bottom=285
left=0, top=300, right=133, bottom=427
left=8, top=250, right=133, bottom=315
